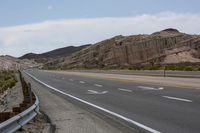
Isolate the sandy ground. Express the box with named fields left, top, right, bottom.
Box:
left=23, top=73, right=134, bottom=133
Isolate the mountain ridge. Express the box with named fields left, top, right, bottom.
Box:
left=19, top=44, right=91, bottom=61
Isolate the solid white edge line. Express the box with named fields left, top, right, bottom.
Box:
left=162, top=96, right=192, bottom=102
left=118, top=88, right=132, bottom=92
left=24, top=71, right=161, bottom=133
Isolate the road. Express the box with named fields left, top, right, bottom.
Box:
left=24, top=69, right=200, bottom=133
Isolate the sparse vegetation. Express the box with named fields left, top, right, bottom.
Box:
left=55, top=64, right=200, bottom=71
left=127, top=64, right=200, bottom=71
left=0, top=70, right=17, bottom=94
left=165, top=65, right=197, bottom=71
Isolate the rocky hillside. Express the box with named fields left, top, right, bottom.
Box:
left=43, top=29, right=200, bottom=69
left=19, top=44, right=91, bottom=63
left=0, top=55, right=38, bottom=70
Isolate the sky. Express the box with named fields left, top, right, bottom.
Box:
left=0, top=0, right=200, bottom=57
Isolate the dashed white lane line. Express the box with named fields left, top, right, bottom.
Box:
left=87, top=90, right=108, bottom=94
left=118, top=88, right=132, bottom=92
left=162, top=96, right=192, bottom=102
left=94, top=84, right=103, bottom=87
left=79, top=81, right=85, bottom=84
left=69, top=79, right=74, bottom=81
left=88, top=90, right=98, bottom=94
left=138, top=86, right=164, bottom=90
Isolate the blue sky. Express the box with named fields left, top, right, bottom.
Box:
left=0, top=0, right=200, bottom=56
left=1, top=0, right=200, bottom=27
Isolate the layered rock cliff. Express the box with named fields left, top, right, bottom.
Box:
left=44, top=29, right=200, bottom=69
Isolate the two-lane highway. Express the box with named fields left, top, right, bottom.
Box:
left=24, top=69, right=200, bottom=133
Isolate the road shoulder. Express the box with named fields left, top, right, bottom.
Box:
left=47, top=70, right=200, bottom=89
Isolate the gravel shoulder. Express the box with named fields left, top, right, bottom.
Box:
left=23, top=73, right=135, bottom=133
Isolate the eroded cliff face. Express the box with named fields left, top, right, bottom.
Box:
left=45, top=29, right=200, bottom=69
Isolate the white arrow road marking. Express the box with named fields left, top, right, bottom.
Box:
left=162, top=96, right=192, bottom=102
left=79, top=81, right=85, bottom=84
left=94, top=84, right=103, bottom=87
left=87, top=90, right=108, bottom=94
left=118, top=88, right=132, bottom=92
left=138, top=86, right=164, bottom=90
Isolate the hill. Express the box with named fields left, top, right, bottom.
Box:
left=43, top=29, right=200, bottom=70
left=0, top=55, right=38, bottom=70
left=19, top=44, right=91, bottom=62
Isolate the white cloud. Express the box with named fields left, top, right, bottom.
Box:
left=48, top=5, right=53, bottom=10
left=0, top=12, right=200, bottom=57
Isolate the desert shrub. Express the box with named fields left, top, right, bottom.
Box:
left=143, top=66, right=162, bottom=70
left=184, top=66, right=193, bottom=71
left=165, top=65, right=195, bottom=71
left=128, top=66, right=140, bottom=70
left=0, top=70, right=17, bottom=93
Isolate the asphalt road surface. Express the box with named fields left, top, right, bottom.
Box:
left=24, top=69, right=200, bottom=133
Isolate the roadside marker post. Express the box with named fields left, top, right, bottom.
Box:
left=164, top=66, right=166, bottom=77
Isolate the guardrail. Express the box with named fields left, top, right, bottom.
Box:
left=0, top=96, right=39, bottom=133
left=0, top=71, right=39, bottom=133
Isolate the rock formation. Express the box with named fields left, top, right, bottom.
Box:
left=44, top=29, right=200, bottom=69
